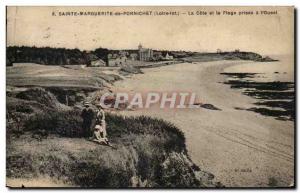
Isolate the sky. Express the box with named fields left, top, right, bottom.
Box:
left=7, top=6, right=294, bottom=55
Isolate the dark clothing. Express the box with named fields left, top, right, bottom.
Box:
left=81, top=107, right=94, bottom=137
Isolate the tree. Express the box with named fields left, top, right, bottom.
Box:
left=93, top=48, right=109, bottom=66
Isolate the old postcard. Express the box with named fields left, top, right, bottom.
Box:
left=6, top=6, right=295, bottom=188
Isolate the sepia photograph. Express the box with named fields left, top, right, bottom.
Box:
left=5, top=6, right=295, bottom=188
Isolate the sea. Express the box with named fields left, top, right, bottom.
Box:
left=221, top=55, right=295, bottom=121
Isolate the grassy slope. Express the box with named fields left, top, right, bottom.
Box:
left=6, top=86, right=220, bottom=188
left=7, top=63, right=121, bottom=88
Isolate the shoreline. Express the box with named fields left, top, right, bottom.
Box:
left=111, top=60, right=294, bottom=187
left=5, top=59, right=294, bottom=187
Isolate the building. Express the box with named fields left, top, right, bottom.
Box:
left=112, top=53, right=119, bottom=59
left=90, top=59, right=106, bottom=67
left=109, top=56, right=127, bottom=66
left=153, top=51, right=163, bottom=61
left=165, top=53, right=174, bottom=60
left=130, top=53, right=138, bottom=61
left=119, top=51, right=129, bottom=57
left=138, top=44, right=153, bottom=61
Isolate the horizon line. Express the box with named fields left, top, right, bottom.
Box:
left=6, top=44, right=263, bottom=55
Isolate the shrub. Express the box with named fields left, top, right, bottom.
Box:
left=8, top=110, right=215, bottom=188
left=106, top=114, right=186, bottom=152
left=15, top=105, right=34, bottom=113
left=24, top=110, right=83, bottom=137
left=120, top=66, right=143, bottom=74
left=16, top=88, right=61, bottom=109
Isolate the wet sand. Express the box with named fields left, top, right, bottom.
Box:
left=112, top=60, right=294, bottom=187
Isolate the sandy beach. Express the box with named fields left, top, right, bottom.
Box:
left=112, top=60, right=294, bottom=187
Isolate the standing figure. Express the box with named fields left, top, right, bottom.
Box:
left=81, top=102, right=94, bottom=137
left=93, top=104, right=110, bottom=145
left=96, top=103, right=105, bottom=123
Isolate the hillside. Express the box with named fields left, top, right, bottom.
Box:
left=6, top=87, right=221, bottom=188
left=6, top=63, right=222, bottom=187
